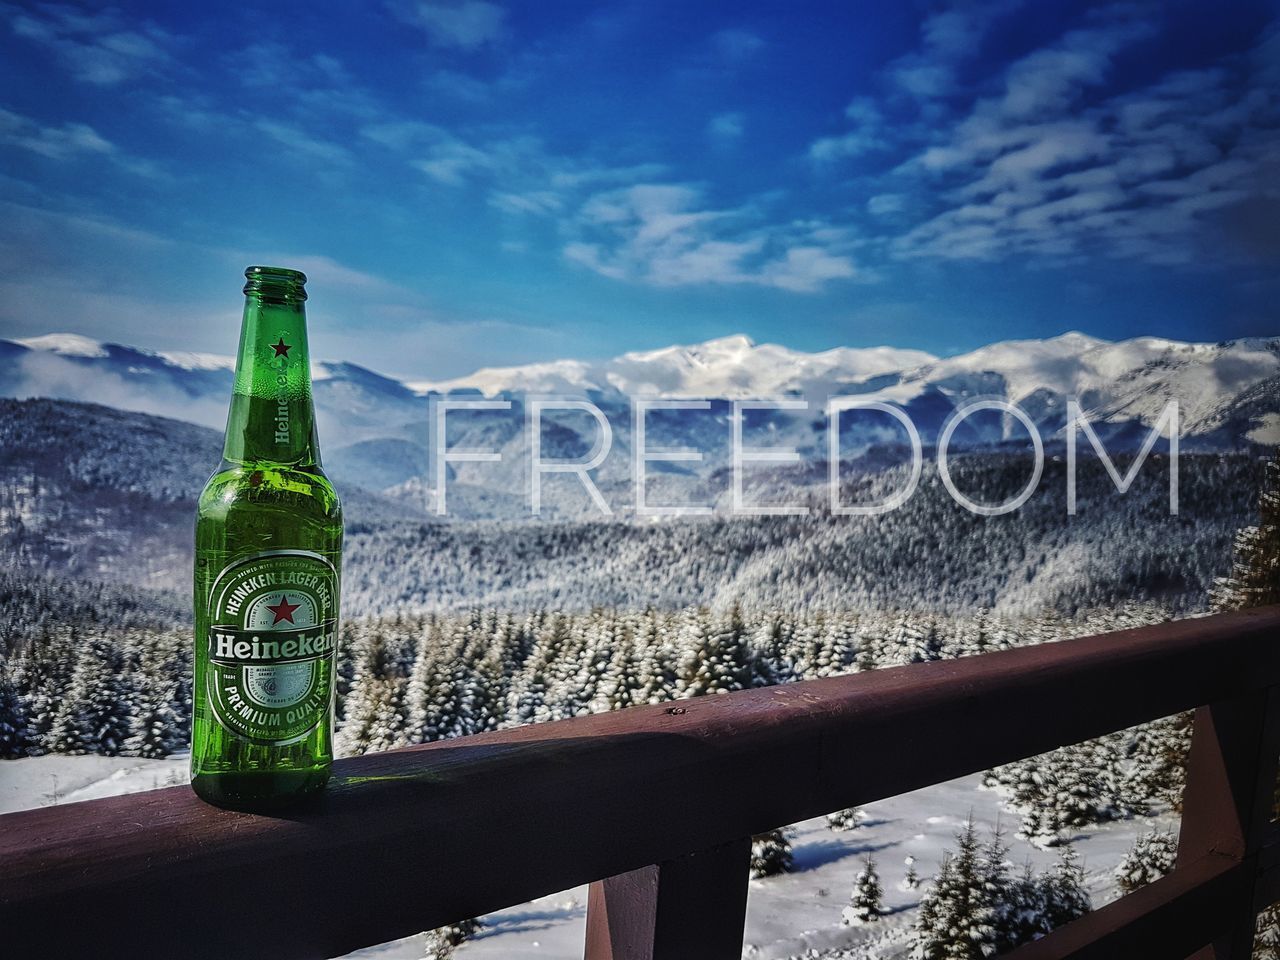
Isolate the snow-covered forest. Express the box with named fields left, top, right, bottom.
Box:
left=0, top=596, right=1230, bottom=956
left=0, top=399, right=1261, bottom=618
left=2, top=395, right=1278, bottom=956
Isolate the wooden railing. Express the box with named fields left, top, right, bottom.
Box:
left=2, top=607, right=1280, bottom=959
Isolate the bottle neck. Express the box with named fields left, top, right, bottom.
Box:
left=222, top=294, right=321, bottom=468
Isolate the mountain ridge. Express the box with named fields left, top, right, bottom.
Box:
left=2, top=329, right=1275, bottom=519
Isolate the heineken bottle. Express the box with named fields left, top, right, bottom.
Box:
left=192, top=266, right=343, bottom=809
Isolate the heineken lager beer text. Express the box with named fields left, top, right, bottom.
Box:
left=192, top=266, right=343, bottom=809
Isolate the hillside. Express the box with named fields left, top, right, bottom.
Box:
left=0, top=399, right=1260, bottom=618
left=1, top=332, right=1276, bottom=520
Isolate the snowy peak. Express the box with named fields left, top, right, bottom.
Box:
left=413, top=334, right=939, bottom=399
left=2, top=329, right=1277, bottom=460
left=16, top=333, right=110, bottom=358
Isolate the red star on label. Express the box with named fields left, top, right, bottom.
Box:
left=266, top=594, right=300, bottom=625
left=271, top=336, right=292, bottom=358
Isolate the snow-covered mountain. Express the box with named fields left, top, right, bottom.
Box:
left=410, top=333, right=939, bottom=399
left=1, top=329, right=1276, bottom=516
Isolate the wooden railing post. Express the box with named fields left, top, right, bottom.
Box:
left=584, top=837, right=751, bottom=960
left=1178, top=687, right=1280, bottom=959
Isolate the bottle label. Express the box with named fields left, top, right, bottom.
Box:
left=206, top=550, right=338, bottom=745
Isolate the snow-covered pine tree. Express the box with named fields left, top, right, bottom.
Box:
left=826, top=807, right=863, bottom=831
left=843, top=855, right=884, bottom=925
left=980, top=825, right=1024, bottom=954
left=902, top=855, right=921, bottom=891
left=1115, top=829, right=1178, bottom=894
left=416, top=918, right=483, bottom=959
left=440, top=918, right=481, bottom=945
left=123, top=676, right=185, bottom=758
left=1051, top=735, right=1128, bottom=831
left=1125, top=713, right=1192, bottom=812
left=1041, top=843, right=1091, bottom=930
left=335, top=625, right=406, bottom=757
left=1000, top=862, right=1050, bottom=948
left=403, top=619, right=445, bottom=744
left=14, top=625, right=77, bottom=752
left=749, top=828, right=795, bottom=879
left=0, top=669, right=30, bottom=757
left=418, top=928, right=454, bottom=960
left=749, top=615, right=792, bottom=687
left=910, top=819, right=998, bottom=960
left=334, top=619, right=359, bottom=719
left=791, top=616, right=824, bottom=679
left=46, top=636, right=135, bottom=755
left=635, top=608, right=678, bottom=704
left=676, top=604, right=751, bottom=699
left=1257, top=911, right=1280, bottom=960
left=1212, top=456, right=1280, bottom=610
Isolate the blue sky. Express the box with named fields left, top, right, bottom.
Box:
left=0, top=0, right=1277, bottom=378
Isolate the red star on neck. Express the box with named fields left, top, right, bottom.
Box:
left=266, top=595, right=301, bottom=625
left=271, top=336, right=292, bottom=358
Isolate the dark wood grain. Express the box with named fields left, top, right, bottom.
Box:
left=1176, top=688, right=1280, bottom=957
left=1, top=606, right=1279, bottom=959
left=584, top=838, right=751, bottom=960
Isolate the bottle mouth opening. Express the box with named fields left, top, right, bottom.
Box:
left=243, top=265, right=308, bottom=301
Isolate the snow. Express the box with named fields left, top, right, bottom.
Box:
left=408, top=335, right=938, bottom=400
left=409, top=359, right=600, bottom=397
left=16, top=333, right=110, bottom=358
left=0, top=754, right=1178, bottom=959
left=340, top=773, right=1173, bottom=960
left=0, top=753, right=188, bottom=814
left=157, top=350, right=237, bottom=372
left=1248, top=413, right=1280, bottom=445
left=16, top=332, right=335, bottom=383
left=7, top=331, right=1276, bottom=468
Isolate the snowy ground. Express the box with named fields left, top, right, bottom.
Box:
left=0, top=754, right=1178, bottom=959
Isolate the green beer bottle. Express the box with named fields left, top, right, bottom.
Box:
left=192, top=266, right=343, bottom=809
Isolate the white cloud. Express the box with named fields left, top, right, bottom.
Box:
left=563, top=183, right=864, bottom=292
left=0, top=107, right=113, bottom=160
left=867, top=194, right=906, bottom=216
left=6, top=3, right=176, bottom=85
left=809, top=97, right=886, bottom=163
left=995, top=19, right=1156, bottom=120
left=254, top=120, right=354, bottom=168
left=885, top=5, right=1280, bottom=266
left=886, top=0, right=1025, bottom=104
left=392, top=1, right=507, bottom=51
left=708, top=112, right=744, bottom=140
left=363, top=119, right=668, bottom=217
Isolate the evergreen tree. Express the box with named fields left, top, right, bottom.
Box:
left=1212, top=457, right=1280, bottom=610
left=418, top=920, right=481, bottom=960
left=676, top=605, right=751, bottom=698
left=902, top=856, right=921, bottom=891
left=749, top=828, right=795, bottom=879
left=0, top=669, right=30, bottom=758
left=46, top=637, right=134, bottom=755
left=912, top=821, right=1090, bottom=959
left=1257, top=908, right=1280, bottom=960
left=15, top=625, right=77, bottom=752
left=826, top=807, right=863, bottom=832
left=336, top=625, right=405, bottom=757
left=1042, top=844, right=1091, bottom=930
left=843, top=856, right=884, bottom=926
left=123, top=677, right=185, bottom=758
left=1125, top=713, right=1192, bottom=812
left=911, top=819, right=998, bottom=960
left=1115, top=829, right=1178, bottom=894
